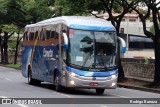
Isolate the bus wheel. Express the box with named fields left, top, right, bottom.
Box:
left=28, top=68, right=34, bottom=85
left=28, top=68, right=41, bottom=85
left=96, top=89, right=105, bottom=95
left=54, top=73, right=61, bottom=92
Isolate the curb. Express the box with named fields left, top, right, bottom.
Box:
left=0, top=65, right=21, bottom=70
left=118, top=83, right=160, bottom=94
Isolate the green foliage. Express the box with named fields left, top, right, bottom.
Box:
left=23, top=0, right=54, bottom=23
left=8, top=39, right=17, bottom=49
left=0, top=0, right=55, bottom=64
left=54, top=0, right=123, bottom=16
left=6, top=63, right=21, bottom=69
left=150, top=23, right=160, bottom=35
left=144, top=58, right=149, bottom=64
left=0, top=0, right=55, bottom=29
left=2, top=24, right=18, bottom=33
left=54, top=0, right=104, bottom=16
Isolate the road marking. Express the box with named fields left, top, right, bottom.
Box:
left=18, top=104, right=29, bottom=107
left=53, top=92, right=71, bottom=98
left=0, top=96, right=8, bottom=98
left=100, top=105, right=108, bottom=107
left=5, top=78, right=12, bottom=81
left=110, top=94, right=129, bottom=98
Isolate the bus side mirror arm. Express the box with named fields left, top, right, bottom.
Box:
left=62, top=33, right=69, bottom=50
left=118, top=37, right=126, bottom=54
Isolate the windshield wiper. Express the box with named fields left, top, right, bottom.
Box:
left=70, top=63, right=84, bottom=69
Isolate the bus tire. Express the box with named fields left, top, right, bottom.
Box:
left=28, top=67, right=41, bottom=85
left=96, top=89, right=105, bottom=95
left=54, top=73, right=61, bottom=92
left=28, top=68, right=34, bottom=85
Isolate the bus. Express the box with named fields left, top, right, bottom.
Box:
left=22, top=16, right=126, bottom=94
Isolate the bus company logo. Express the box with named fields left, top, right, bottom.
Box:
left=92, top=77, right=96, bottom=80
left=43, top=49, right=53, bottom=58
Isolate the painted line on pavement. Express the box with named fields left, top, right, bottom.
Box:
left=52, top=92, right=71, bottom=98
left=5, top=78, right=12, bottom=82
left=110, top=94, right=129, bottom=98
left=18, top=104, right=29, bottom=107
left=0, top=96, right=8, bottom=98
left=100, top=105, right=108, bottom=107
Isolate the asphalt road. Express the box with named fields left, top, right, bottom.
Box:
left=0, top=66, right=160, bottom=107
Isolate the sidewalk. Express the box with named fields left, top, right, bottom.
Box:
left=117, top=76, right=160, bottom=94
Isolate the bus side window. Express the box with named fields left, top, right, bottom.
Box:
left=42, top=28, right=46, bottom=41
left=42, top=34, right=45, bottom=41
left=51, top=31, right=55, bottom=38
left=51, top=26, right=56, bottom=39
left=29, top=32, right=34, bottom=41
left=55, top=25, right=59, bottom=39
left=46, top=30, right=50, bottom=39
left=54, top=32, right=58, bottom=39
left=40, top=30, right=43, bottom=41
left=26, top=32, right=29, bottom=40
left=23, top=32, right=26, bottom=40
left=34, top=31, right=38, bottom=40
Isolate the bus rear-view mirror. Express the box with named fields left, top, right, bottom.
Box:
left=118, top=37, right=126, bottom=54
left=62, top=33, right=69, bottom=50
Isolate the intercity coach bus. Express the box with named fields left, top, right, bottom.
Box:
left=22, top=16, right=126, bottom=94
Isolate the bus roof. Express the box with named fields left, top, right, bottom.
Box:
left=25, top=16, right=115, bottom=31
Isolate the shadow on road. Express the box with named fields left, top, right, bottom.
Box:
left=25, top=82, right=114, bottom=96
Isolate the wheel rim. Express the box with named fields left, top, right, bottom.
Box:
left=28, top=73, right=31, bottom=83
left=55, top=75, right=59, bottom=90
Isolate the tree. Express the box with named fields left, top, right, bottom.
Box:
left=54, top=0, right=139, bottom=81
left=14, top=29, right=23, bottom=64
left=0, top=0, right=55, bottom=30
left=0, top=24, right=16, bottom=64
left=150, top=23, right=160, bottom=35
left=128, top=0, right=160, bottom=87
left=0, top=0, right=55, bottom=64
left=0, top=29, right=3, bottom=63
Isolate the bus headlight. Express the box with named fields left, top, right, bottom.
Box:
left=111, top=82, right=116, bottom=87
left=111, top=75, right=117, bottom=79
left=70, top=80, right=75, bottom=85
left=69, top=72, right=79, bottom=77
left=109, top=74, right=117, bottom=79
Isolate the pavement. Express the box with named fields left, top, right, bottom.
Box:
left=1, top=64, right=160, bottom=94
left=117, top=76, right=160, bottom=94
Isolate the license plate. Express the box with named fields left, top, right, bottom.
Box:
left=89, top=82, right=98, bottom=86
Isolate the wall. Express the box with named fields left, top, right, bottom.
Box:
left=122, top=58, right=155, bottom=79
left=124, top=50, right=154, bottom=58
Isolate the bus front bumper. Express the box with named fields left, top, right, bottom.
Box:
left=65, top=74, right=118, bottom=89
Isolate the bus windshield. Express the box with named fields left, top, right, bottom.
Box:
left=68, top=29, right=117, bottom=71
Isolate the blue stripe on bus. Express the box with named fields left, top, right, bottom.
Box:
left=66, top=66, right=118, bottom=77
left=70, top=24, right=115, bottom=31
